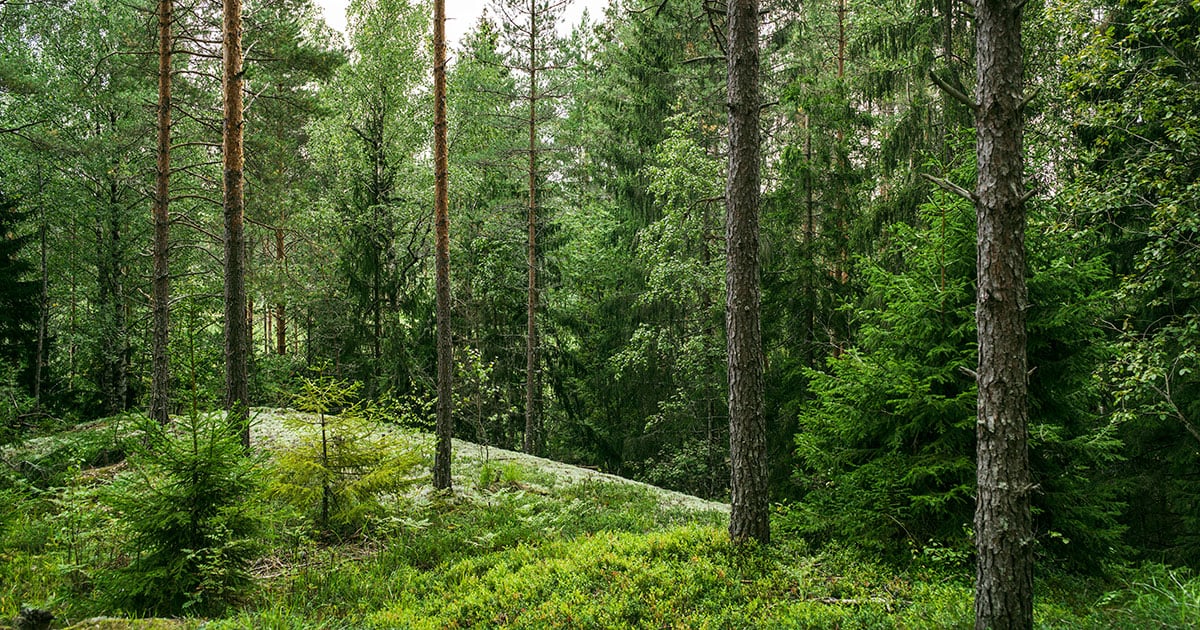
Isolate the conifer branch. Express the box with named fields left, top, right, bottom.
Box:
left=929, top=71, right=977, bottom=111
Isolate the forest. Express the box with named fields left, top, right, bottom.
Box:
left=1, top=0, right=1198, bottom=627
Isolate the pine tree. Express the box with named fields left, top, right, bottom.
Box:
left=726, top=0, right=769, bottom=545
left=971, top=0, right=1033, bottom=624
left=493, top=0, right=570, bottom=455
left=224, top=0, right=250, bottom=444
left=432, top=0, right=454, bottom=491
left=150, top=0, right=173, bottom=425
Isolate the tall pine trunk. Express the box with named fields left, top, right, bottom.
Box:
left=523, top=0, right=540, bottom=456
left=973, top=0, right=1032, bottom=626
left=150, top=0, right=172, bottom=425
left=34, top=167, right=47, bottom=409
left=726, top=0, right=769, bottom=545
left=223, top=0, right=249, bottom=446
left=432, top=0, right=454, bottom=491
left=275, top=226, right=286, bottom=355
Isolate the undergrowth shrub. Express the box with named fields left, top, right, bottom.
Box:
left=267, top=377, right=427, bottom=539
left=103, top=412, right=263, bottom=616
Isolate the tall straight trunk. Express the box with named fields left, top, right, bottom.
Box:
left=150, top=0, right=173, bottom=425
left=223, top=0, right=249, bottom=446
left=973, top=0, right=1032, bottom=627
left=275, top=226, right=286, bottom=355
left=34, top=166, right=47, bottom=409
left=523, top=0, right=540, bottom=456
left=803, top=112, right=815, bottom=368
left=726, top=0, right=769, bottom=545
left=836, top=0, right=846, bottom=80
left=264, top=296, right=271, bottom=355
left=99, top=168, right=129, bottom=415
left=68, top=216, right=77, bottom=389
left=373, top=230, right=382, bottom=366
left=432, top=0, right=454, bottom=491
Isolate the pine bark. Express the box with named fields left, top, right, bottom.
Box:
left=150, top=0, right=172, bottom=425
left=223, top=0, right=249, bottom=446
left=523, top=0, right=541, bottom=456
left=726, top=0, right=769, bottom=545
left=432, top=0, right=454, bottom=491
left=973, top=0, right=1032, bottom=627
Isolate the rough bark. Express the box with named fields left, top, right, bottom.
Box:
left=150, top=0, right=173, bottom=425
left=223, top=0, right=249, bottom=446
left=523, top=0, right=541, bottom=456
left=973, top=0, right=1033, bottom=627
left=432, top=0, right=454, bottom=491
left=726, top=0, right=769, bottom=545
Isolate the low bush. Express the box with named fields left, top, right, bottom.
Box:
left=266, top=377, right=428, bottom=539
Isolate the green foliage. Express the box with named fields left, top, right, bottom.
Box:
left=608, top=110, right=727, bottom=498
left=455, top=346, right=516, bottom=447
left=0, top=364, right=37, bottom=445
left=0, top=184, right=37, bottom=373
left=103, top=413, right=263, bottom=616
left=266, top=377, right=428, bottom=538
left=251, top=354, right=309, bottom=408
left=1064, top=0, right=1200, bottom=564
left=791, top=171, right=1123, bottom=568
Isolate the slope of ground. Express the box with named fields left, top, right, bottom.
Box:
left=2, top=411, right=1198, bottom=629
left=249, top=408, right=729, bottom=514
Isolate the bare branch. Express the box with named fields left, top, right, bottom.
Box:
left=929, top=71, right=977, bottom=111
left=922, top=173, right=977, bottom=202
left=0, top=120, right=48, bottom=135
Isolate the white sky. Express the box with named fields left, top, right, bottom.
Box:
left=316, top=0, right=612, bottom=47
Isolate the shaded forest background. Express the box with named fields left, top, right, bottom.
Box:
left=1, top=0, right=1197, bottom=573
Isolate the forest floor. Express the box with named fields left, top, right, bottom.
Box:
left=2, top=410, right=1198, bottom=628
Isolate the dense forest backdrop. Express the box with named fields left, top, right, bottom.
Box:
left=1, top=0, right=1197, bottom=576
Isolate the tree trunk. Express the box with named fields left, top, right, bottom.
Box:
left=726, top=0, right=769, bottom=545
left=803, top=112, right=815, bottom=367
left=150, top=0, right=173, bottom=425
left=68, top=215, right=77, bottom=390
left=275, top=226, right=286, bottom=355
left=34, top=167, right=47, bottom=409
left=432, top=0, right=454, bottom=491
left=523, top=0, right=541, bottom=456
left=223, top=0, right=249, bottom=446
left=973, top=0, right=1032, bottom=627
left=98, top=168, right=129, bottom=416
